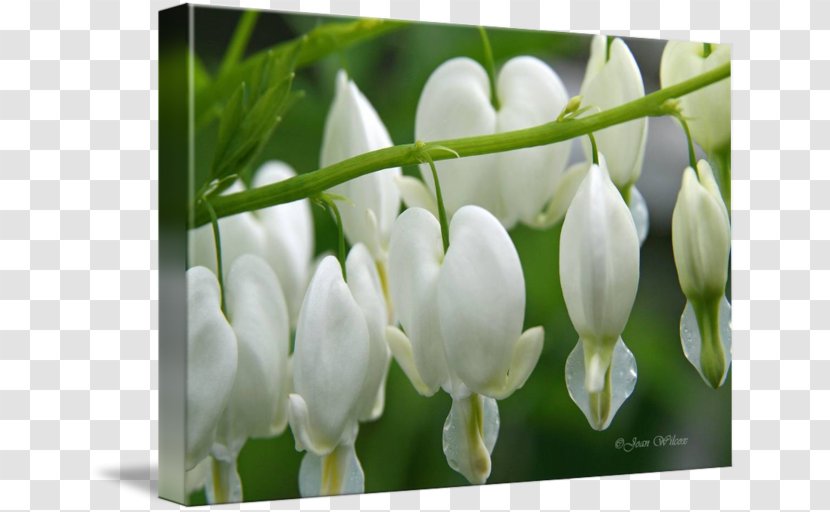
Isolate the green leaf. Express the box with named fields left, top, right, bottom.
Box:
left=195, top=18, right=405, bottom=125
left=209, top=42, right=303, bottom=183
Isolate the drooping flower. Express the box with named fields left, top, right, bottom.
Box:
left=188, top=161, right=314, bottom=326
left=559, top=164, right=640, bottom=430
left=672, top=160, right=731, bottom=388
left=409, top=56, right=571, bottom=228
left=579, top=36, right=647, bottom=192
left=186, top=254, right=291, bottom=502
left=321, top=70, right=401, bottom=264
left=661, top=42, right=731, bottom=155
left=288, top=245, right=390, bottom=496
left=386, top=205, right=544, bottom=483
left=579, top=36, right=650, bottom=243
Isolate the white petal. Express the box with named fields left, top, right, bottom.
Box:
left=213, top=255, right=290, bottom=457
left=252, top=161, right=314, bottom=326
left=559, top=165, right=640, bottom=342
left=298, top=443, right=365, bottom=497
left=442, top=395, right=499, bottom=484
left=291, top=256, right=370, bottom=455
left=415, top=58, right=500, bottom=218
left=387, top=207, right=449, bottom=393
left=495, top=56, right=571, bottom=226
left=488, top=326, right=544, bottom=400
left=437, top=206, right=525, bottom=395
left=186, top=267, right=237, bottom=470
left=323, top=71, right=401, bottom=255
left=580, top=37, right=647, bottom=189
left=396, top=175, right=438, bottom=217
left=385, top=326, right=435, bottom=396
left=672, top=163, right=730, bottom=299
left=346, top=244, right=391, bottom=422
left=531, top=159, right=593, bottom=228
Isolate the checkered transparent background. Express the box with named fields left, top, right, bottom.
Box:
left=0, top=0, right=825, bottom=509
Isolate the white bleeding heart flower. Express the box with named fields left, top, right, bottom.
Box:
left=187, top=255, right=291, bottom=503
left=321, top=70, right=401, bottom=264
left=288, top=245, right=389, bottom=496
left=411, top=56, right=571, bottom=228
left=186, top=266, right=237, bottom=472
left=672, top=160, right=732, bottom=388
left=559, top=164, right=640, bottom=430
left=188, top=161, right=314, bottom=327
left=661, top=42, right=731, bottom=155
left=579, top=36, right=648, bottom=192
left=386, top=205, right=544, bottom=483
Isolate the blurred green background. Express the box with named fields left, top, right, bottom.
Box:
left=188, top=7, right=731, bottom=503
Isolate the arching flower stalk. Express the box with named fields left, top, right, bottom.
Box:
left=580, top=35, right=650, bottom=245
left=321, top=70, right=401, bottom=323
left=404, top=56, right=571, bottom=229
left=387, top=172, right=544, bottom=484
left=559, top=162, right=640, bottom=431
left=189, top=162, right=314, bottom=327
left=288, top=243, right=390, bottom=497
left=186, top=254, right=292, bottom=503
left=672, top=160, right=732, bottom=388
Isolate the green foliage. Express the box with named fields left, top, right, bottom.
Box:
left=210, top=43, right=301, bottom=184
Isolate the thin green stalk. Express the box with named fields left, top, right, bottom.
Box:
left=703, top=42, right=712, bottom=58
left=478, top=27, right=500, bottom=110
left=218, top=10, right=259, bottom=79
left=587, top=132, right=599, bottom=165
left=425, top=156, right=450, bottom=252
left=203, top=198, right=226, bottom=313
left=675, top=114, right=699, bottom=174
left=605, top=36, right=613, bottom=62
left=190, top=62, right=730, bottom=228
left=326, top=200, right=347, bottom=280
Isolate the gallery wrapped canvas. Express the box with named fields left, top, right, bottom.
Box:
left=159, top=4, right=732, bottom=505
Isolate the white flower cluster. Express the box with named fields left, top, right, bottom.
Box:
left=185, top=35, right=731, bottom=502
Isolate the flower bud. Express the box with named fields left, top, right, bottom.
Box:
left=559, top=164, right=640, bottom=429
left=321, top=71, right=401, bottom=261
left=672, top=160, right=731, bottom=388
left=579, top=36, right=648, bottom=190
left=288, top=256, right=371, bottom=456
left=661, top=42, right=731, bottom=155
left=672, top=161, right=730, bottom=300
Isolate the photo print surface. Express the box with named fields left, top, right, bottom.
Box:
left=158, top=4, right=732, bottom=505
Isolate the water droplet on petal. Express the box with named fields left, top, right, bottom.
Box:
left=565, top=337, right=637, bottom=430
left=679, top=296, right=732, bottom=387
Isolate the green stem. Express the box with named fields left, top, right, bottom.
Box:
left=190, top=62, right=731, bottom=228
left=478, top=27, right=500, bottom=110
left=218, top=10, right=259, bottom=79
left=703, top=42, right=712, bottom=58
left=605, top=36, right=613, bottom=62
left=424, top=155, right=450, bottom=252
left=325, top=199, right=347, bottom=281
left=675, top=114, right=699, bottom=174
left=712, top=149, right=731, bottom=212
left=203, top=198, right=226, bottom=314
left=587, top=132, right=599, bottom=165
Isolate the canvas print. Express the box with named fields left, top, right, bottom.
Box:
left=159, top=4, right=732, bottom=505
